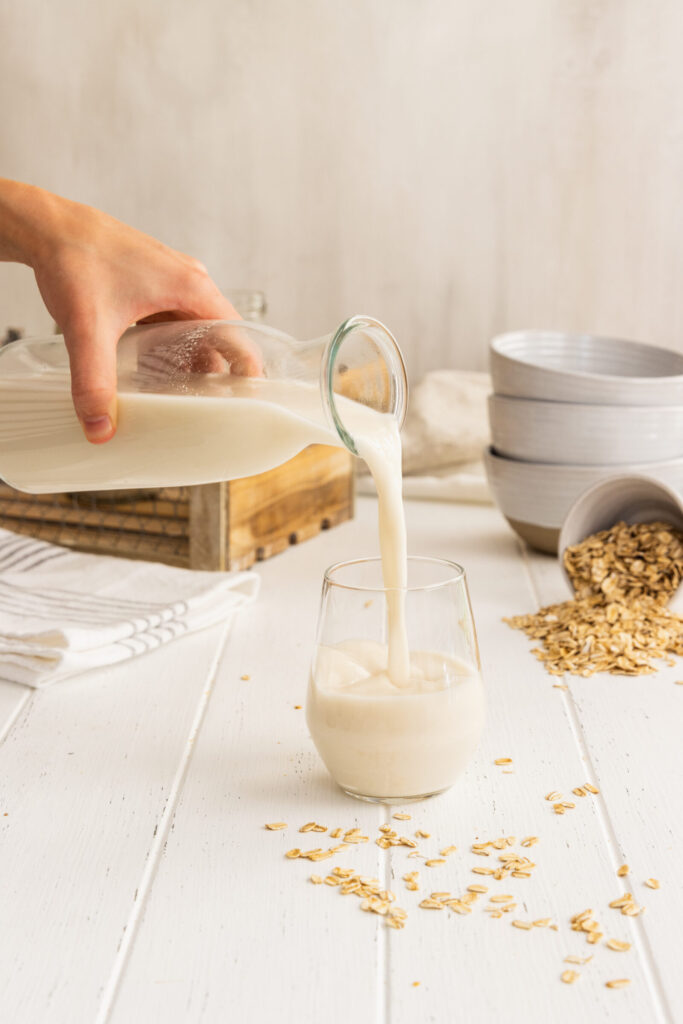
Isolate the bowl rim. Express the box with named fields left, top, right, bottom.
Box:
left=490, top=330, right=683, bottom=385
left=487, top=392, right=683, bottom=415
left=483, top=444, right=683, bottom=473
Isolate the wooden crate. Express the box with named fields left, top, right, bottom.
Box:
left=0, top=444, right=355, bottom=570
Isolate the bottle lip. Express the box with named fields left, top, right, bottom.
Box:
left=321, top=315, right=408, bottom=456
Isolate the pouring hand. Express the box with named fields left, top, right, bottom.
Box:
left=0, top=178, right=250, bottom=443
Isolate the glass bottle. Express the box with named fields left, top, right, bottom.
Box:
left=0, top=316, right=407, bottom=493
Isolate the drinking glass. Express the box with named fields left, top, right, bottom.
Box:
left=306, top=557, right=485, bottom=803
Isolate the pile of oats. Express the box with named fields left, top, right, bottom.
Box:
left=505, top=521, right=683, bottom=676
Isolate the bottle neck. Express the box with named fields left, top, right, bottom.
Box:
left=320, top=316, right=408, bottom=455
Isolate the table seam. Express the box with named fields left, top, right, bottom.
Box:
left=92, top=620, right=233, bottom=1024
left=519, top=541, right=673, bottom=1024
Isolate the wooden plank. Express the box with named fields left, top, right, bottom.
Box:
left=0, top=498, right=188, bottom=536
left=188, top=481, right=227, bottom=571
left=109, top=501, right=666, bottom=1023
left=523, top=545, right=682, bottom=1015
left=0, top=518, right=189, bottom=565
left=0, top=484, right=190, bottom=521
left=0, top=622, right=231, bottom=1024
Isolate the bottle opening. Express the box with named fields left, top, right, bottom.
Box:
left=321, top=316, right=408, bottom=455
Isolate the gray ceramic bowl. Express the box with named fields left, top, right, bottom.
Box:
left=484, top=446, right=683, bottom=553
left=490, top=331, right=683, bottom=406
left=558, top=475, right=683, bottom=586
left=488, top=394, right=683, bottom=465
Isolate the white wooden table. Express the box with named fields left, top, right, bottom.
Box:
left=0, top=497, right=680, bottom=1024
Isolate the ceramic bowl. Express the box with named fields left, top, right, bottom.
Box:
left=483, top=446, right=683, bottom=553
left=488, top=394, right=683, bottom=465
left=558, top=475, right=683, bottom=586
left=490, top=331, right=683, bottom=406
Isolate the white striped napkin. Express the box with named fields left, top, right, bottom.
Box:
left=0, top=529, right=259, bottom=687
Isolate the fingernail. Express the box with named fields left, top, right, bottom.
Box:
left=83, top=415, right=114, bottom=443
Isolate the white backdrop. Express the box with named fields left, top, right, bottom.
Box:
left=1, top=0, right=683, bottom=378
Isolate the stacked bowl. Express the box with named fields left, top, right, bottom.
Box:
left=484, top=330, right=683, bottom=553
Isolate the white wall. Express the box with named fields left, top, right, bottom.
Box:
left=1, top=0, right=683, bottom=379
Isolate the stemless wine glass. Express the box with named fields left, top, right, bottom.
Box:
left=306, top=557, right=485, bottom=804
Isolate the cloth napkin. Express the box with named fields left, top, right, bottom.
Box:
left=0, top=529, right=259, bottom=688
left=358, top=369, right=493, bottom=503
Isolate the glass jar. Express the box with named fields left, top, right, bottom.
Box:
left=0, top=316, right=407, bottom=493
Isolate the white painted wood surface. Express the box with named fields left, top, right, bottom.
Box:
left=0, top=498, right=679, bottom=1023
left=2, top=2, right=683, bottom=375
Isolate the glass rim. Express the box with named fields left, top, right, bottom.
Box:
left=323, top=555, right=466, bottom=593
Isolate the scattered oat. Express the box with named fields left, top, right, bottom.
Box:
left=533, top=918, right=551, bottom=927
left=310, top=874, right=323, bottom=884
left=467, top=884, right=488, bottom=894
left=240, top=673, right=250, bottom=680
left=265, top=822, right=288, bottom=831
left=415, top=829, right=430, bottom=839
left=393, top=813, right=412, bottom=821
left=521, top=836, right=539, bottom=848
left=412, top=981, right=420, bottom=987
left=285, top=848, right=301, bottom=858
left=494, top=758, right=513, bottom=765
left=564, top=955, right=593, bottom=965
left=675, top=680, right=683, bottom=685
left=606, top=939, right=631, bottom=952
left=425, top=859, right=446, bottom=867
left=472, top=866, right=495, bottom=876
left=645, top=878, right=660, bottom=890
left=561, top=970, right=580, bottom=984
left=440, top=845, right=457, bottom=856
left=617, top=864, right=629, bottom=877
left=606, top=979, right=631, bottom=989
left=330, top=828, right=343, bottom=839
left=489, top=894, right=514, bottom=903
left=553, top=683, right=569, bottom=690
left=512, top=920, right=534, bottom=930
left=584, top=783, right=600, bottom=795
left=363, top=599, right=373, bottom=609
left=573, top=787, right=587, bottom=797
left=420, top=898, right=445, bottom=910
left=294, top=704, right=302, bottom=709
left=546, top=791, right=562, bottom=802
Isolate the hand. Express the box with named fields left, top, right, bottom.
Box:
left=0, top=180, right=249, bottom=442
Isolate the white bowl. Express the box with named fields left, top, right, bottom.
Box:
left=491, top=330, right=683, bottom=405
left=488, top=394, right=683, bottom=465
left=483, top=446, right=683, bottom=553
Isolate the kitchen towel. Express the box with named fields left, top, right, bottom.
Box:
left=0, top=529, right=259, bottom=687
left=358, top=369, right=493, bottom=503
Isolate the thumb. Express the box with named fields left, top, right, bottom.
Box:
left=63, top=323, right=119, bottom=444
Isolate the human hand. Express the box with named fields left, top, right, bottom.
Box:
left=0, top=180, right=256, bottom=442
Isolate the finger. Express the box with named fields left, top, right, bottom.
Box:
left=63, top=323, right=119, bottom=443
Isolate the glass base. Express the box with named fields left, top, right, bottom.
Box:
left=340, top=784, right=452, bottom=805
